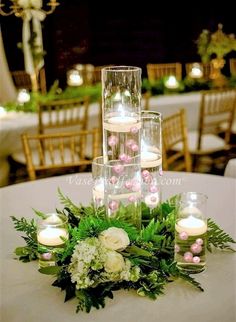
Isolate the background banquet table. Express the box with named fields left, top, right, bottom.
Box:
left=0, top=171, right=235, bottom=322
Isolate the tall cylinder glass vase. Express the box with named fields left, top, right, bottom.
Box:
left=141, top=111, right=162, bottom=210
left=101, top=66, right=142, bottom=228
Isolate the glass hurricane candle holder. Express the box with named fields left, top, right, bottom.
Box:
left=141, top=111, right=162, bottom=209
left=174, top=192, right=208, bottom=274
left=104, top=158, right=141, bottom=229
left=92, top=156, right=105, bottom=210
left=102, top=66, right=142, bottom=162
left=37, top=213, right=69, bottom=268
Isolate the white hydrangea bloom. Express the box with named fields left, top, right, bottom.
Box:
left=68, top=236, right=140, bottom=290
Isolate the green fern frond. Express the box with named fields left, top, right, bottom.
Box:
left=58, top=188, right=81, bottom=217
left=207, top=218, right=236, bottom=252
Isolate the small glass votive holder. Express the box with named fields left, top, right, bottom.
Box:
left=174, top=192, right=208, bottom=274
left=37, top=213, right=69, bottom=268
left=104, top=158, right=141, bottom=229
left=92, top=156, right=105, bottom=210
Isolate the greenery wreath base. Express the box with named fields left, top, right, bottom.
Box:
left=12, top=189, right=235, bottom=314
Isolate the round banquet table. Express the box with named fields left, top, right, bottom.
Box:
left=0, top=171, right=235, bottom=322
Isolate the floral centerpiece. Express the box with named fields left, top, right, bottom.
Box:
left=12, top=190, right=235, bottom=313
left=196, top=24, right=236, bottom=86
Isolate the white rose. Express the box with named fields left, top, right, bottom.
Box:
left=99, top=227, right=130, bottom=251
left=104, top=251, right=125, bottom=273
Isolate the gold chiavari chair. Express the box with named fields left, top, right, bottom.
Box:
left=162, top=109, right=192, bottom=172
left=229, top=58, right=236, bottom=76
left=173, top=89, right=236, bottom=171
left=185, top=62, right=212, bottom=80
left=147, top=63, right=182, bottom=82
left=21, top=129, right=100, bottom=180
left=11, top=68, right=47, bottom=93
left=38, top=97, right=90, bottom=134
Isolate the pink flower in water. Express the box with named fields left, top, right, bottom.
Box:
left=131, top=143, right=139, bottom=152
left=109, top=200, right=119, bottom=211
left=126, top=139, right=135, bottom=148
left=128, top=195, right=137, bottom=203
left=190, top=243, right=202, bottom=254
left=42, top=253, right=52, bottom=261
left=108, top=135, right=118, bottom=147
left=175, top=244, right=180, bottom=253
left=119, top=153, right=128, bottom=162
left=130, top=126, right=139, bottom=134
left=149, top=185, right=158, bottom=193
left=109, top=176, right=118, bottom=184
left=112, top=164, right=124, bottom=175
left=124, top=180, right=133, bottom=190
left=124, top=155, right=132, bottom=163
left=184, top=252, right=193, bottom=262
left=192, top=256, right=201, bottom=264
left=196, top=238, right=203, bottom=245
left=142, top=169, right=150, bottom=178
left=179, top=231, right=188, bottom=240
left=132, top=181, right=141, bottom=192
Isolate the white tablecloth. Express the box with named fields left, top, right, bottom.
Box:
left=0, top=171, right=235, bottom=322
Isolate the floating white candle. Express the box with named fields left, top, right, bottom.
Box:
left=175, top=215, right=207, bottom=236
left=44, top=213, right=63, bottom=224
left=141, top=151, right=162, bottom=168
left=103, top=116, right=141, bottom=132
left=37, top=227, right=68, bottom=246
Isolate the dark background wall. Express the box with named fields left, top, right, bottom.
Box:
left=1, top=0, right=236, bottom=89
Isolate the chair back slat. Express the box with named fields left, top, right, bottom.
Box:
left=22, top=129, right=100, bottom=180
left=147, top=63, right=182, bottom=81
left=38, top=97, right=89, bottom=134
left=162, top=109, right=192, bottom=172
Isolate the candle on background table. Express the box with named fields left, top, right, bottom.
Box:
left=164, top=76, right=179, bottom=89
left=17, top=89, right=30, bottom=104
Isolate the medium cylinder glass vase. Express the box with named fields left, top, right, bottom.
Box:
left=102, top=66, right=142, bottom=228
left=141, top=111, right=162, bottom=209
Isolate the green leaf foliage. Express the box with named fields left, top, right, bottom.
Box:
left=11, top=191, right=235, bottom=313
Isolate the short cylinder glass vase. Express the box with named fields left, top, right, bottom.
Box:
left=37, top=213, right=69, bottom=268
left=174, top=192, right=208, bottom=274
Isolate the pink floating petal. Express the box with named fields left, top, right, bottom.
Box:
left=131, top=143, right=139, bottom=152
left=108, top=135, right=118, bottom=147
left=109, top=176, right=118, bottom=184
left=112, top=164, right=124, bottom=175
left=159, top=169, right=163, bottom=176
left=130, top=126, right=138, bottom=134
left=126, top=139, right=135, bottom=148
left=190, top=243, right=202, bottom=254
left=42, top=253, right=52, bottom=260
left=142, top=170, right=150, bottom=178
left=192, top=256, right=201, bottom=264
left=128, top=195, right=137, bottom=203
left=184, top=252, right=193, bottom=262
left=149, top=185, right=158, bottom=193
left=109, top=200, right=119, bottom=211
left=124, top=180, right=132, bottom=190
left=179, top=231, right=188, bottom=240
left=119, top=153, right=128, bottom=162
left=196, top=238, right=203, bottom=245
left=125, top=155, right=132, bottom=163
left=132, top=181, right=141, bottom=192
left=175, top=244, right=180, bottom=253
